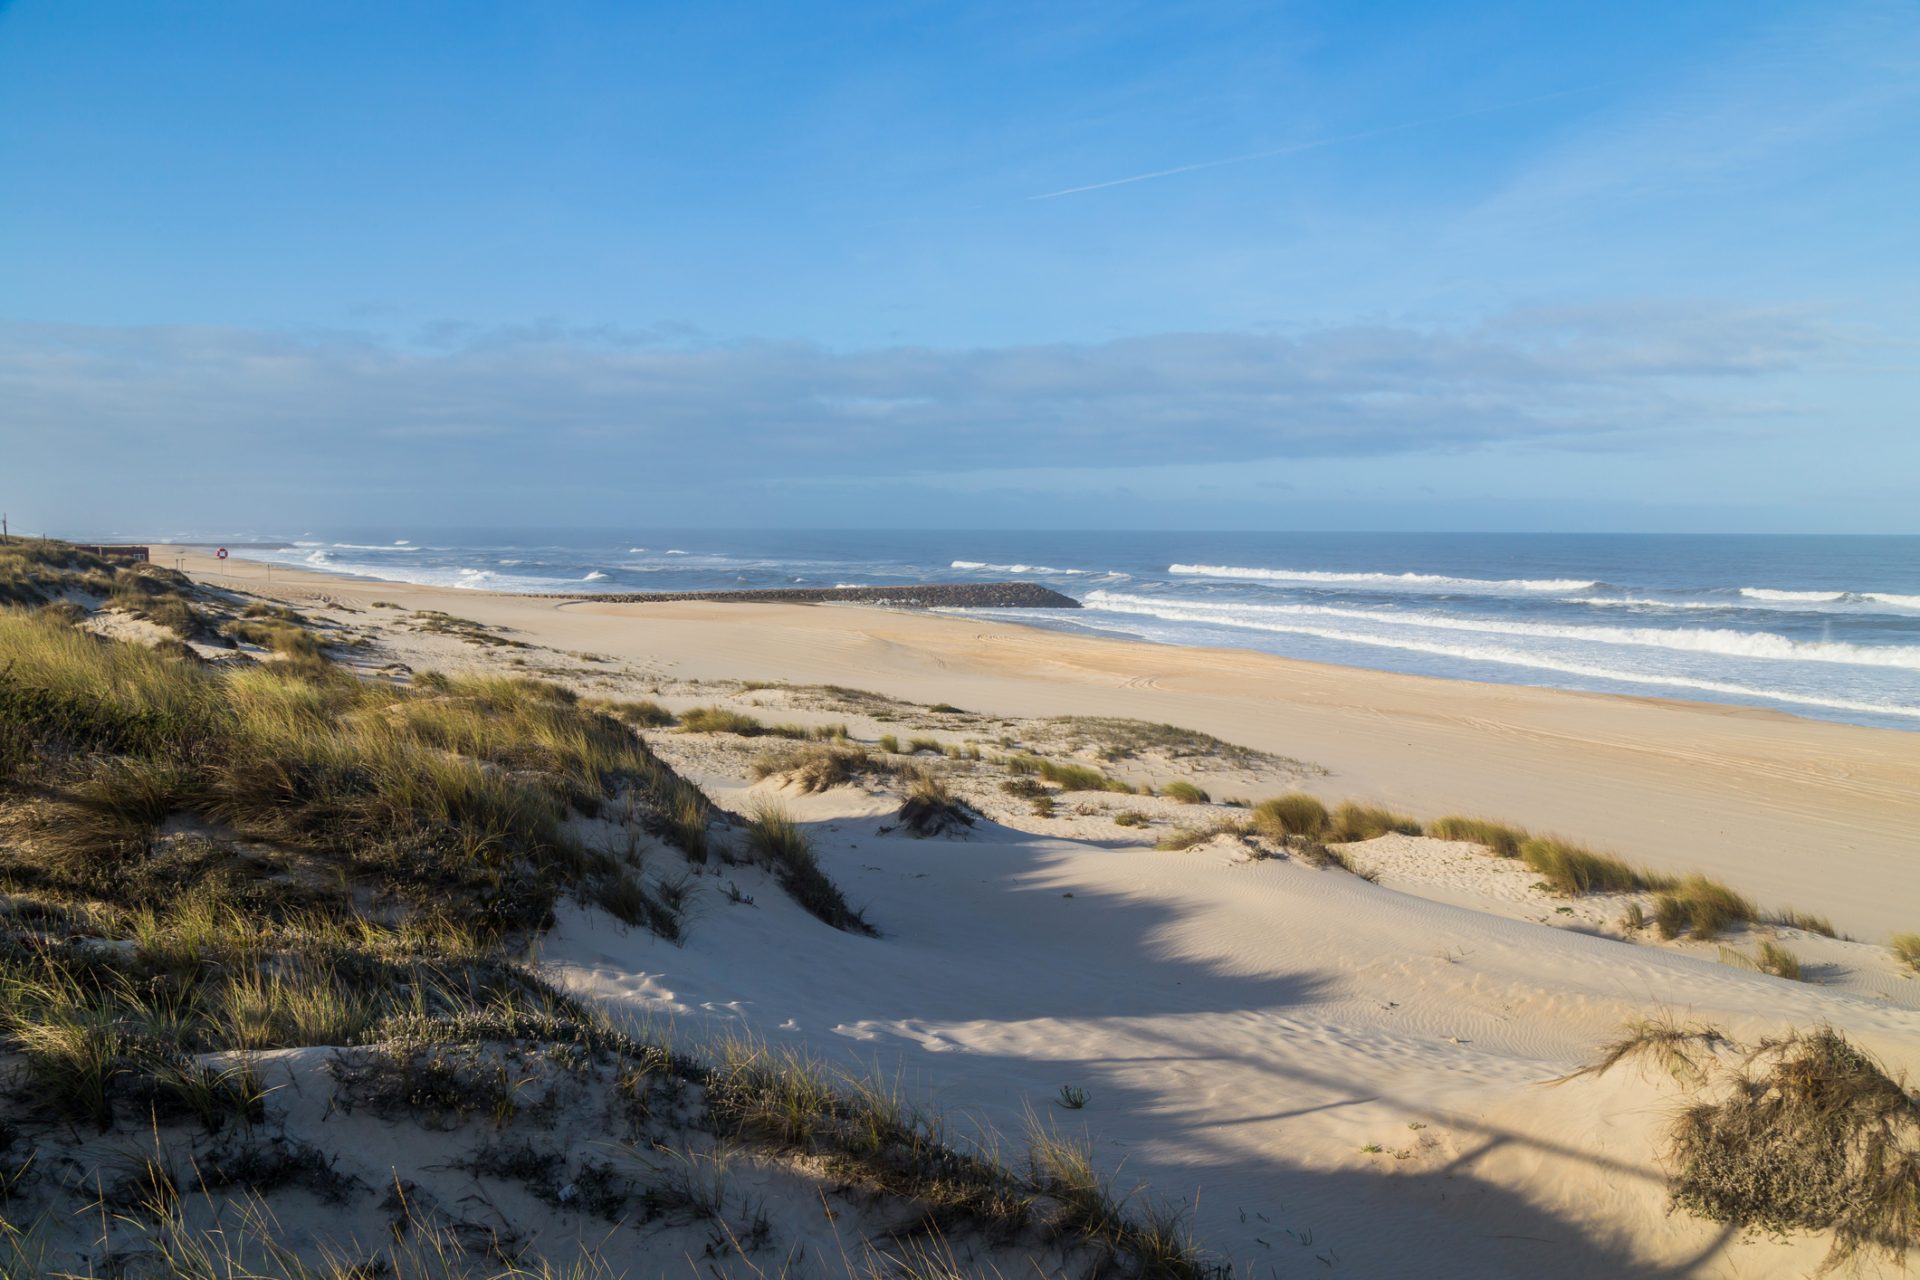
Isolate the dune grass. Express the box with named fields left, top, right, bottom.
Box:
left=1324, top=802, right=1423, bottom=842
left=751, top=742, right=889, bottom=793
left=678, top=705, right=770, bottom=735
left=0, top=548, right=1225, bottom=1276
left=744, top=803, right=873, bottom=934
left=1154, top=817, right=1252, bottom=852
left=1159, top=780, right=1209, bottom=805
left=1002, top=753, right=1132, bottom=794
left=1518, top=837, right=1648, bottom=897
left=1427, top=816, right=1529, bottom=859
left=1652, top=874, right=1755, bottom=940
left=1890, top=934, right=1920, bottom=971
left=896, top=770, right=974, bottom=837
left=587, top=696, right=677, bottom=728
left=1250, top=793, right=1328, bottom=840
left=1767, top=907, right=1838, bottom=938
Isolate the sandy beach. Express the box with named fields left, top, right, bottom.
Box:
left=177, top=547, right=1920, bottom=940
left=110, top=544, right=1915, bottom=1275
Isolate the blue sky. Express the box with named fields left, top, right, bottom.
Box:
left=1, top=0, right=1915, bottom=534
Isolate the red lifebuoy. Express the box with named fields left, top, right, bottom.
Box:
left=216, top=548, right=229, bottom=560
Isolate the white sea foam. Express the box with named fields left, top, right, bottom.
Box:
left=1570, top=597, right=1725, bottom=610
left=582, top=571, right=608, bottom=581
left=1740, top=588, right=1845, bottom=603
left=1084, top=592, right=1920, bottom=670
left=627, top=547, right=646, bottom=553
left=1735, top=588, right=1920, bottom=611
left=1168, top=564, right=1597, bottom=592
left=1076, top=594, right=1920, bottom=719
left=951, top=559, right=1086, bottom=575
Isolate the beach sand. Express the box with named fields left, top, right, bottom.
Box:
left=177, top=547, right=1920, bottom=938
left=166, top=546, right=1920, bottom=1277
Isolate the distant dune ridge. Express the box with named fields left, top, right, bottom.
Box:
left=0, top=536, right=1913, bottom=1277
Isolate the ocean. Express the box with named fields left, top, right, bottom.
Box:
left=232, top=530, right=1920, bottom=731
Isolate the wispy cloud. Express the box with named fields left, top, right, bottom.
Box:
left=1025, top=86, right=1606, bottom=201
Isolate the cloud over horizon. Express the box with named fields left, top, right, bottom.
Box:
left=1, top=301, right=1834, bottom=512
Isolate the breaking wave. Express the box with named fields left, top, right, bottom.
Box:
left=1084, top=592, right=1920, bottom=670
left=1169, top=564, right=1597, bottom=593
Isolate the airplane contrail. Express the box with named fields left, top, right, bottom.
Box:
left=1025, top=85, right=1605, bottom=201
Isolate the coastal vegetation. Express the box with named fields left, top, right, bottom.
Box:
left=1574, top=1021, right=1920, bottom=1269
left=0, top=541, right=1222, bottom=1277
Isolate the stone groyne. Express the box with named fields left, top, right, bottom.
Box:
left=555, top=582, right=1081, bottom=609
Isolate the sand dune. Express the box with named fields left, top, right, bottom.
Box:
left=160, top=547, right=1920, bottom=1275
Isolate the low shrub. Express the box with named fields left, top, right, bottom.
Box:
left=1892, top=933, right=1920, bottom=971
left=1578, top=1023, right=1920, bottom=1268
left=1160, top=780, right=1209, bottom=805
left=1112, top=810, right=1150, bottom=828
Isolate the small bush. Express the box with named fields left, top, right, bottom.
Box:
left=1112, top=810, right=1149, bottom=828
left=1652, top=875, right=1755, bottom=940
left=1160, top=780, right=1209, bottom=805
left=1251, top=794, right=1328, bottom=840
left=877, top=734, right=900, bottom=754
left=1428, top=816, right=1528, bottom=858
left=1892, top=933, right=1920, bottom=971
left=906, top=736, right=943, bottom=754
left=1579, top=1024, right=1920, bottom=1268
left=1029, top=796, right=1055, bottom=818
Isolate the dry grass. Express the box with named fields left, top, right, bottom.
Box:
left=0, top=545, right=1224, bottom=1277
left=1154, top=817, right=1252, bottom=852
left=897, top=771, right=974, bottom=837
left=1891, top=934, right=1920, bottom=972
left=1577, top=1020, right=1920, bottom=1268
left=750, top=742, right=889, bottom=793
